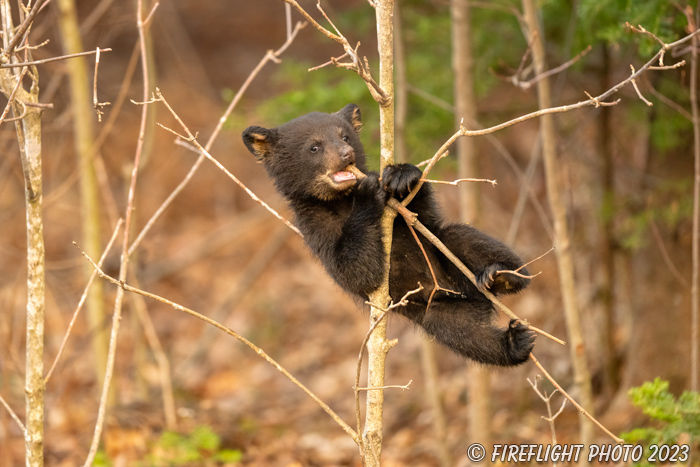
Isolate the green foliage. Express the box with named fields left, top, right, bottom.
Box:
left=621, top=378, right=700, bottom=464
left=576, top=0, right=683, bottom=56
left=254, top=1, right=531, bottom=167
left=93, top=425, right=243, bottom=466
left=255, top=60, right=382, bottom=169
left=616, top=177, right=693, bottom=252
left=93, top=450, right=112, bottom=467
left=145, top=425, right=242, bottom=466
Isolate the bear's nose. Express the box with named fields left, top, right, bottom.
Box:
left=340, top=146, right=355, bottom=164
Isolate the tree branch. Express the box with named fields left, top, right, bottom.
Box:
left=530, top=353, right=623, bottom=444
left=347, top=165, right=566, bottom=346
left=75, top=244, right=360, bottom=444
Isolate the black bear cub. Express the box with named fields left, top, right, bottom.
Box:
left=243, top=104, right=535, bottom=366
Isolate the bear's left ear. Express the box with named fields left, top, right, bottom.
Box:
left=336, top=103, right=362, bottom=133
left=242, top=126, right=277, bottom=162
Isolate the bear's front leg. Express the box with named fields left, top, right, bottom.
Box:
left=328, top=172, right=388, bottom=298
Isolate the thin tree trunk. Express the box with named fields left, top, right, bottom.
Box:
left=452, top=0, right=479, bottom=222
left=419, top=338, right=452, bottom=467
left=393, top=0, right=407, bottom=164
left=690, top=5, right=699, bottom=392
left=18, top=103, right=45, bottom=467
left=1, top=3, right=46, bottom=465
left=521, top=0, right=594, bottom=446
left=394, top=1, right=451, bottom=463
left=55, top=0, right=108, bottom=391
left=363, top=1, right=396, bottom=464
left=451, top=0, right=491, bottom=458
left=598, top=45, right=620, bottom=395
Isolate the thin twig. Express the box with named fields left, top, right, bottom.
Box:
left=281, top=0, right=343, bottom=43
left=83, top=2, right=154, bottom=464
left=514, top=246, right=554, bottom=273
left=92, top=47, right=110, bottom=122
left=492, top=269, right=542, bottom=281
left=629, top=65, right=653, bottom=106
left=492, top=246, right=554, bottom=281
left=309, top=52, right=349, bottom=71
left=518, top=45, right=592, bottom=90
left=1, top=47, right=112, bottom=68
left=420, top=177, right=497, bottom=187
left=44, top=219, right=124, bottom=384
left=137, top=89, right=302, bottom=237
left=0, top=65, right=27, bottom=125
left=76, top=244, right=359, bottom=444
left=127, top=20, right=306, bottom=256
left=650, top=60, right=686, bottom=71
left=357, top=380, right=412, bottom=391
left=401, top=27, right=700, bottom=209
left=346, top=166, right=566, bottom=346
left=280, top=0, right=389, bottom=104
left=529, top=353, right=623, bottom=444
left=528, top=374, right=566, bottom=451
left=626, top=22, right=669, bottom=50
left=0, top=0, right=48, bottom=61
left=0, top=392, right=26, bottom=435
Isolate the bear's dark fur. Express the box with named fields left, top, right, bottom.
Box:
left=243, top=104, right=535, bottom=366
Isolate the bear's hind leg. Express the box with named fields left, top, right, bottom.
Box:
left=420, top=300, right=534, bottom=366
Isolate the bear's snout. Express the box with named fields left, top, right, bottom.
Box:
left=340, top=145, right=355, bottom=165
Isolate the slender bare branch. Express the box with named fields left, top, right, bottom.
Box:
left=400, top=27, right=700, bottom=210
left=136, top=88, right=303, bottom=237
left=92, top=47, right=110, bottom=122
left=0, top=392, right=26, bottom=435
left=530, top=353, right=623, bottom=444
left=629, top=65, right=653, bottom=106
left=357, top=380, right=412, bottom=391
left=420, top=177, right=497, bottom=187
left=626, top=22, right=669, bottom=50
left=1, top=47, right=112, bottom=68
left=83, top=1, right=153, bottom=463
left=0, top=0, right=49, bottom=61
left=75, top=244, right=360, bottom=444
left=0, top=65, right=27, bottom=125
left=127, top=19, right=306, bottom=255
left=280, top=0, right=390, bottom=104
left=346, top=165, right=566, bottom=346
left=44, top=219, right=124, bottom=385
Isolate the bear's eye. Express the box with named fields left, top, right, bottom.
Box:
left=310, top=145, right=320, bottom=153
left=342, top=135, right=350, bottom=143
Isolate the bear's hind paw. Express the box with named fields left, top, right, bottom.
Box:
left=503, top=319, right=535, bottom=365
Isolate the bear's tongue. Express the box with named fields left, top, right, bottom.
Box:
left=332, top=170, right=356, bottom=183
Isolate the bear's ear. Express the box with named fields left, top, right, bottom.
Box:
left=336, top=103, right=362, bottom=133
left=242, top=126, right=277, bottom=162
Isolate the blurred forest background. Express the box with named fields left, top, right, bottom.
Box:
left=1, top=0, right=699, bottom=465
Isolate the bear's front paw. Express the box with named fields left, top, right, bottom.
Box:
left=477, top=263, right=530, bottom=295
left=355, top=172, right=388, bottom=205
left=504, top=320, right=535, bottom=365
left=382, top=163, right=423, bottom=199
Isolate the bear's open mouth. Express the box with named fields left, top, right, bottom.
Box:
left=331, top=170, right=356, bottom=184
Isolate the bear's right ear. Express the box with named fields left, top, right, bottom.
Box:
left=242, top=126, right=277, bottom=162
left=336, top=103, right=362, bottom=134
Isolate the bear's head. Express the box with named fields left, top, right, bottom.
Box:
left=242, top=104, right=366, bottom=202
